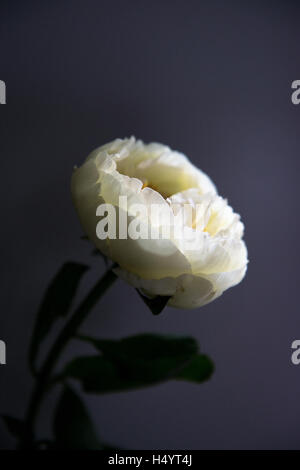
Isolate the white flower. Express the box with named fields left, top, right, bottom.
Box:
left=71, top=137, right=248, bottom=309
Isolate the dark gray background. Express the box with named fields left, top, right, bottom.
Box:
left=0, top=0, right=300, bottom=449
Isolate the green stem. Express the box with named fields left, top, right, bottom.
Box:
left=20, top=268, right=117, bottom=448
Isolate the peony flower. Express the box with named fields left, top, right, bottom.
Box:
left=71, top=137, right=248, bottom=309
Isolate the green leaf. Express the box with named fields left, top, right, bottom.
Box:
left=62, top=334, right=213, bottom=393
left=53, top=385, right=101, bottom=449
left=29, top=262, right=89, bottom=372
left=136, top=290, right=171, bottom=315
left=175, top=354, right=214, bottom=383
left=79, top=333, right=198, bottom=361
left=1, top=415, right=28, bottom=440
left=63, top=356, right=127, bottom=393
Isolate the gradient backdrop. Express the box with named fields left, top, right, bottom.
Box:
left=0, top=0, right=300, bottom=449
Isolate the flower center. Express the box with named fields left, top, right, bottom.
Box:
left=141, top=179, right=171, bottom=199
